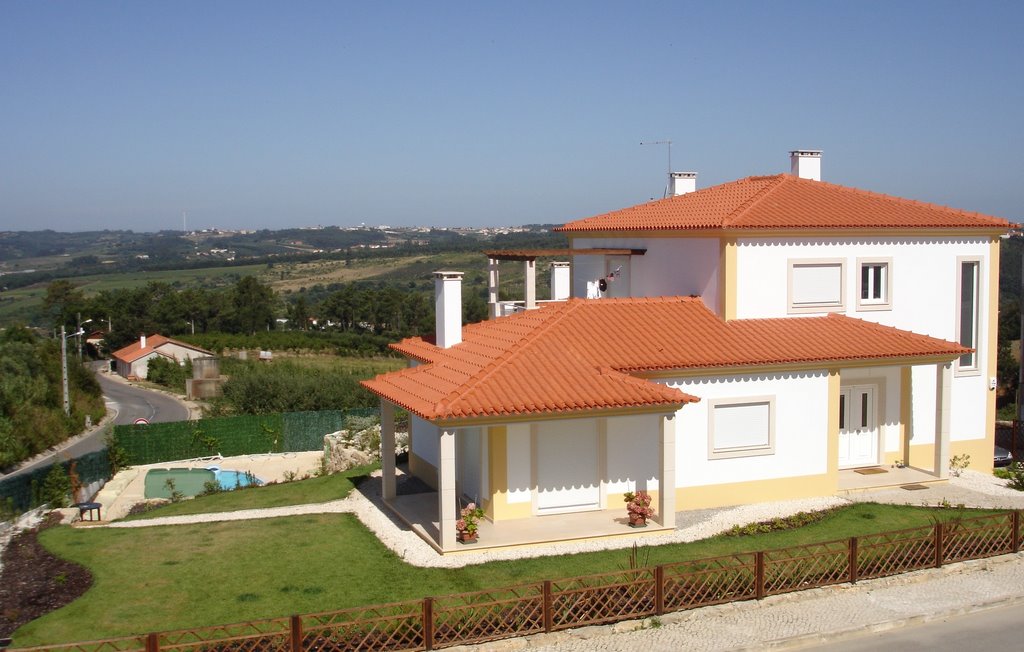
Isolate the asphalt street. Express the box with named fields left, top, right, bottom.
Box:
left=1, top=362, right=189, bottom=478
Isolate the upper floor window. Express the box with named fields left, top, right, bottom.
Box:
left=957, top=258, right=981, bottom=373
left=788, top=259, right=845, bottom=314
left=857, top=258, right=892, bottom=311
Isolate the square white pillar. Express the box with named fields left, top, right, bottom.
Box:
left=659, top=413, right=676, bottom=528
left=934, top=362, right=952, bottom=479
left=487, top=258, right=500, bottom=319
left=438, top=428, right=458, bottom=550
left=380, top=401, right=397, bottom=501
left=524, top=259, right=537, bottom=310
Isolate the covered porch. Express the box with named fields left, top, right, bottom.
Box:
left=385, top=490, right=674, bottom=553
left=837, top=465, right=946, bottom=494
left=378, top=403, right=680, bottom=554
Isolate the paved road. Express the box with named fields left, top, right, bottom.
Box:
left=92, top=363, right=189, bottom=426
left=817, top=602, right=1020, bottom=651
left=1, top=363, right=189, bottom=478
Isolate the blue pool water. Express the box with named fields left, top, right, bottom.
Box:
left=215, top=469, right=263, bottom=490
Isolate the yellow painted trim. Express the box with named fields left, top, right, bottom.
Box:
left=985, top=238, right=999, bottom=465
left=721, top=237, right=737, bottom=319
left=408, top=451, right=438, bottom=490
left=561, top=228, right=1010, bottom=239
left=900, top=366, right=912, bottom=463
left=907, top=439, right=993, bottom=474
left=827, top=370, right=840, bottom=481
left=676, top=473, right=836, bottom=510
left=485, top=426, right=533, bottom=520
left=638, top=355, right=961, bottom=380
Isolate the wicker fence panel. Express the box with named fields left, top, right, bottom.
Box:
left=763, top=539, right=850, bottom=596
left=9, top=635, right=146, bottom=652
left=156, top=618, right=291, bottom=652
left=431, top=583, right=545, bottom=647
left=301, top=600, right=423, bottom=652
left=943, top=512, right=1016, bottom=563
left=549, top=568, right=656, bottom=631
left=662, top=554, right=757, bottom=610
left=857, top=525, right=936, bottom=580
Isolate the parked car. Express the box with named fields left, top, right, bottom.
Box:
left=994, top=445, right=1014, bottom=467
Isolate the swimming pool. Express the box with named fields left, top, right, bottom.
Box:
left=143, top=467, right=264, bottom=499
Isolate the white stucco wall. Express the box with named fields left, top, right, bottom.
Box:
left=506, top=423, right=532, bottom=505
left=570, top=237, right=720, bottom=310
left=410, top=415, right=439, bottom=467
left=734, top=236, right=992, bottom=446
left=665, top=371, right=831, bottom=488
left=155, top=342, right=210, bottom=362
left=606, top=414, right=661, bottom=494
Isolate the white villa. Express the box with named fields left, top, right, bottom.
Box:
left=111, top=334, right=214, bottom=380
left=363, top=150, right=1014, bottom=553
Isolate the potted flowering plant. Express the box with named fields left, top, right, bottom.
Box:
left=456, top=502, right=484, bottom=543
left=624, top=491, right=654, bottom=528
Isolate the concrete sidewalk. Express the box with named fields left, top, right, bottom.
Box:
left=458, top=552, right=1024, bottom=651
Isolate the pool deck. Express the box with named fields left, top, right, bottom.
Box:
left=92, top=451, right=324, bottom=522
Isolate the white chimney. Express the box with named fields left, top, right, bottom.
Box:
left=434, top=271, right=463, bottom=348
left=670, top=171, right=697, bottom=196
left=550, top=262, right=570, bottom=301
left=790, top=150, right=822, bottom=181
left=140, top=334, right=147, bottom=349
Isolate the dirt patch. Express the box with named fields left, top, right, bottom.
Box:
left=0, top=514, right=92, bottom=639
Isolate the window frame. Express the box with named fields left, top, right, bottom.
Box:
left=955, top=256, right=982, bottom=376
left=787, top=258, right=846, bottom=314
left=707, top=396, right=776, bottom=459
left=855, top=257, right=893, bottom=311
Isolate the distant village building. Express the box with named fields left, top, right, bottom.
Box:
left=111, top=334, right=215, bottom=380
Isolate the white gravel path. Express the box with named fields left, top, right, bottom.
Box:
left=63, top=468, right=1024, bottom=569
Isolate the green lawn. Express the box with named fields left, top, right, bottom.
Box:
left=123, top=465, right=375, bottom=521
left=13, top=500, right=998, bottom=646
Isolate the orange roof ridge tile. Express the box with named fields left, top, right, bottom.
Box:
left=720, top=174, right=788, bottom=227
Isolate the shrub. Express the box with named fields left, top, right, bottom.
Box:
left=41, top=464, right=71, bottom=508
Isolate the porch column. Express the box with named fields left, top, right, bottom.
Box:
left=380, top=400, right=397, bottom=501
left=487, top=258, right=500, bottom=319
left=524, top=259, right=537, bottom=310
left=659, top=413, right=676, bottom=528
left=934, top=362, right=952, bottom=479
left=438, top=428, right=457, bottom=550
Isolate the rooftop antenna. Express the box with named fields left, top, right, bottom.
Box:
left=640, top=140, right=672, bottom=198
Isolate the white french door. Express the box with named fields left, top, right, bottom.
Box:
left=838, top=385, right=879, bottom=468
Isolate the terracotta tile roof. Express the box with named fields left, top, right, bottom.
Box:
left=557, top=174, right=1013, bottom=232
left=363, top=297, right=968, bottom=421
left=112, top=334, right=213, bottom=363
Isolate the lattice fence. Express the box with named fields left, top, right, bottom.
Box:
left=12, top=511, right=1022, bottom=652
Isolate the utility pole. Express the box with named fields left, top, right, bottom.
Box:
left=1017, top=235, right=1024, bottom=456
left=61, top=324, right=70, bottom=417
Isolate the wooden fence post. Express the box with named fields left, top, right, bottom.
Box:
left=543, top=580, right=553, bottom=633
left=655, top=566, right=665, bottom=615
left=848, top=537, right=859, bottom=584
left=422, top=597, right=434, bottom=651
left=1013, top=511, right=1021, bottom=553
left=290, top=615, right=302, bottom=652
left=934, top=522, right=944, bottom=568
left=754, top=551, right=765, bottom=599
left=145, top=633, right=159, bottom=652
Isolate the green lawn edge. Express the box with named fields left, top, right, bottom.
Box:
left=13, top=502, right=1003, bottom=646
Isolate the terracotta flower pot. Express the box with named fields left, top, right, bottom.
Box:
left=459, top=531, right=478, bottom=543
left=628, top=515, right=648, bottom=528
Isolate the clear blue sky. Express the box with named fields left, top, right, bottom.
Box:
left=2, top=1, right=1021, bottom=232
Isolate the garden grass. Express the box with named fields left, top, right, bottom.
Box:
left=122, top=465, right=376, bottom=521
left=13, top=501, right=1003, bottom=646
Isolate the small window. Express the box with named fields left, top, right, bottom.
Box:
left=856, top=258, right=893, bottom=311
left=957, top=258, right=981, bottom=373
left=708, top=397, right=775, bottom=459
left=788, top=259, right=845, bottom=313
